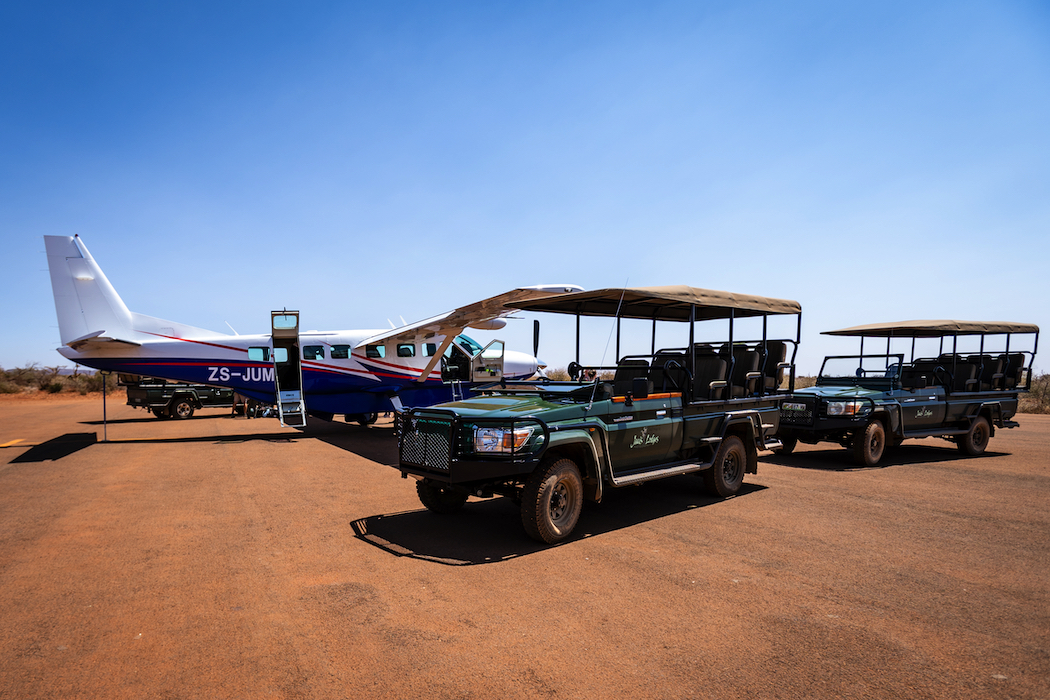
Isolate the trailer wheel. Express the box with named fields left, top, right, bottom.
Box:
left=521, top=457, right=583, bottom=544
left=416, top=481, right=468, bottom=514
left=959, top=416, right=990, bottom=456
left=171, top=398, right=195, bottom=420
left=703, top=435, right=746, bottom=497
left=852, top=420, right=885, bottom=466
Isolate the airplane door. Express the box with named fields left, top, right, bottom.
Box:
left=271, top=310, right=306, bottom=427
left=471, top=340, right=505, bottom=381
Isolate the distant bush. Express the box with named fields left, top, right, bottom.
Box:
left=793, top=375, right=817, bottom=389
left=0, top=364, right=117, bottom=395
left=1019, top=373, right=1050, bottom=414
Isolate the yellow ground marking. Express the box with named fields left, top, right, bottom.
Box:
left=0, top=439, right=24, bottom=448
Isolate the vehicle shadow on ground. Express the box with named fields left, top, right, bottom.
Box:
left=9, top=433, right=98, bottom=463
left=351, top=479, right=766, bottom=566
left=765, top=445, right=1009, bottom=471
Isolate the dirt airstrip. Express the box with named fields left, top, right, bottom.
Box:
left=0, top=395, right=1047, bottom=699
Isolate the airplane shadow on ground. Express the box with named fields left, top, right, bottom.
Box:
left=764, top=444, right=1009, bottom=471
left=9, top=433, right=98, bottom=463
left=351, top=480, right=766, bottom=566
left=80, top=412, right=239, bottom=426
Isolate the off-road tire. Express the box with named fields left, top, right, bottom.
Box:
left=170, top=399, right=195, bottom=420
left=521, top=457, right=583, bottom=544
left=853, top=420, right=885, bottom=466
left=703, top=435, right=746, bottom=497
left=774, top=437, right=797, bottom=455
left=959, top=416, right=991, bottom=456
left=416, top=481, right=469, bottom=514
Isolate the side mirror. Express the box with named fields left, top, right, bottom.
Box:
left=631, top=377, right=650, bottom=400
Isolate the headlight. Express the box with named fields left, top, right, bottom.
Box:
left=826, top=400, right=864, bottom=416
left=474, top=425, right=536, bottom=453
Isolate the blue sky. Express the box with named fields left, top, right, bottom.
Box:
left=2, top=1, right=1048, bottom=374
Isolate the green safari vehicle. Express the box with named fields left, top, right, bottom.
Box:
left=776, top=320, right=1039, bottom=466
left=396, top=286, right=802, bottom=543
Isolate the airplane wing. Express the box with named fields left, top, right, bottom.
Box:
left=355, top=285, right=583, bottom=348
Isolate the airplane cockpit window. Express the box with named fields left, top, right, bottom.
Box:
left=397, top=344, right=416, bottom=358
left=456, top=334, right=483, bottom=356
left=273, top=347, right=290, bottom=363
left=303, top=345, right=324, bottom=360
left=331, top=345, right=350, bottom=359
left=366, top=344, right=385, bottom=359
left=424, top=343, right=437, bottom=357
left=248, top=347, right=270, bottom=362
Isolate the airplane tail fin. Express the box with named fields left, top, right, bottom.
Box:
left=45, top=235, right=135, bottom=348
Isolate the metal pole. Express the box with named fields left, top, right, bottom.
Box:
left=101, top=371, right=109, bottom=443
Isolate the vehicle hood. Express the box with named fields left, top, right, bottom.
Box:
left=791, top=385, right=885, bottom=400
left=435, top=394, right=588, bottom=421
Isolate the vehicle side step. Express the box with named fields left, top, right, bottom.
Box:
left=611, top=461, right=711, bottom=487
left=902, top=427, right=968, bottom=438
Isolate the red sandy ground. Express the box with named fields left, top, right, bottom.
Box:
left=0, top=398, right=1047, bottom=699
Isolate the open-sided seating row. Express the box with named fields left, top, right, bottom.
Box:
left=610, top=341, right=792, bottom=400
left=900, top=352, right=1027, bottom=392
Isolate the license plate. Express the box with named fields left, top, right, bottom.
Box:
left=782, top=403, right=807, bottom=411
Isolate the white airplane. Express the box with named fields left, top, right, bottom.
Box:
left=45, top=235, right=581, bottom=426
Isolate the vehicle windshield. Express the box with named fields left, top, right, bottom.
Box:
left=455, top=334, right=484, bottom=356
left=819, top=355, right=903, bottom=383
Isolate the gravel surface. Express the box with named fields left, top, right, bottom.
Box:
left=1, top=397, right=1047, bottom=699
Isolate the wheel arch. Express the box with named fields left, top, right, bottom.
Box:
left=544, top=432, right=604, bottom=501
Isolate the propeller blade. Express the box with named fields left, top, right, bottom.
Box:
left=533, top=320, right=540, bottom=357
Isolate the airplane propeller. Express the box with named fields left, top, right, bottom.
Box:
left=533, top=320, right=540, bottom=358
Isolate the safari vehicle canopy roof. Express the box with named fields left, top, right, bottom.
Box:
left=509, top=285, right=801, bottom=321
left=824, top=320, right=1040, bottom=338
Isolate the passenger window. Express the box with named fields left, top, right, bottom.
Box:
left=397, top=344, right=416, bottom=358
left=366, top=344, right=385, bottom=359
left=248, top=347, right=270, bottom=362
left=303, top=345, right=324, bottom=360
left=273, top=347, right=289, bottom=363
left=331, top=345, right=350, bottom=359
left=424, top=343, right=437, bottom=357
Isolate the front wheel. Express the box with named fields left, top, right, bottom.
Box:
left=959, top=416, right=990, bottom=456
left=703, top=435, right=746, bottom=497
left=853, top=421, right=885, bottom=466
left=521, top=457, right=583, bottom=544
left=416, top=481, right=469, bottom=514
left=774, top=437, right=797, bottom=455
left=170, top=399, right=195, bottom=420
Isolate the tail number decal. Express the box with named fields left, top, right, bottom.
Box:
left=208, top=366, right=275, bottom=383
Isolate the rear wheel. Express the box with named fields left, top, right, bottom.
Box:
left=959, top=416, right=990, bottom=456
left=521, top=457, right=583, bottom=544
left=703, top=435, right=746, bottom=497
left=416, top=481, right=469, bottom=514
left=170, top=398, right=195, bottom=420
left=853, top=421, right=885, bottom=466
